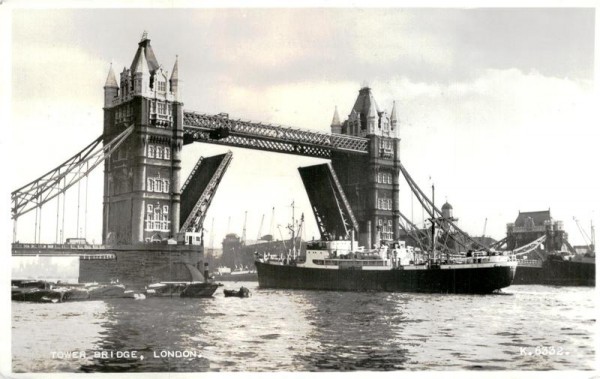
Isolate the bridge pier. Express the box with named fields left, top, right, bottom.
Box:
left=12, top=243, right=203, bottom=287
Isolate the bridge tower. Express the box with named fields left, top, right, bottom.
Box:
left=102, top=32, right=183, bottom=244
left=330, top=86, right=401, bottom=248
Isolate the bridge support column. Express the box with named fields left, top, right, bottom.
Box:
left=364, top=221, right=372, bottom=250
left=171, top=101, right=184, bottom=238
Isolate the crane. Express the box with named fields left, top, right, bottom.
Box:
left=481, top=217, right=488, bottom=246
left=295, top=213, right=305, bottom=257
left=277, top=225, right=287, bottom=251
left=269, top=206, right=275, bottom=238
left=241, top=211, right=248, bottom=245
left=257, top=214, right=265, bottom=241
left=208, top=217, right=215, bottom=251
left=574, top=217, right=595, bottom=252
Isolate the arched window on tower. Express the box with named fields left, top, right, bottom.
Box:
left=156, top=146, right=163, bottom=159
left=164, top=146, right=171, bottom=160
left=148, top=145, right=155, bottom=158
left=154, top=207, right=161, bottom=230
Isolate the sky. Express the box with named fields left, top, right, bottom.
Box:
left=4, top=7, right=599, bottom=248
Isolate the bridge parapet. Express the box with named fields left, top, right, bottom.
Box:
left=12, top=243, right=109, bottom=256
left=13, top=243, right=106, bottom=250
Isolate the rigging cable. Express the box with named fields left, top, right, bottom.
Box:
left=398, top=161, right=490, bottom=253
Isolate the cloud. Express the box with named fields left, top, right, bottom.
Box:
left=12, top=43, right=107, bottom=105
left=362, top=69, right=598, bottom=241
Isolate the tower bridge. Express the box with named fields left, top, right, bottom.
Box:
left=11, top=33, right=402, bottom=284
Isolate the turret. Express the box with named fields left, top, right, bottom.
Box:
left=441, top=202, right=453, bottom=219
left=170, top=55, right=181, bottom=101
left=390, top=100, right=399, bottom=138
left=133, top=46, right=150, bottom=95
left=330, top=106, right=341, bottom=134
left=366, top=97, right=378, bottom=135
left=103, top=64, right=118, bottom=108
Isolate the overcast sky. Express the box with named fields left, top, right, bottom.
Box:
left=6, top=7, right=598, bottom=248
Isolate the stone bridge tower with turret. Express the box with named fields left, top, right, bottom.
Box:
left=102, top=32, right=183, bottom=245
left=330, top=86, right=401, bottom=248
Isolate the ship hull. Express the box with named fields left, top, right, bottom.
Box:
left=255, top=261, right=516, bottom=294
left=514, top=260, right=595, bottom=286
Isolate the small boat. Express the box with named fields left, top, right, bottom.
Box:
left=61, top=288, right=90, bottom=301
left=223, top=286, right=251, bottom=298
left=145, top=282, right=219, bottom=298
left=181, top=282, right=220, bottom=297
left=11, top=280, right=51, bottom=289
left=87, top=284, right=127, bottom=299
left=145, top=263, right=220, bottom=298
left=11, top=288, right=64, bottom=303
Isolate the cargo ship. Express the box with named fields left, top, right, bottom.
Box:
left=256, top=239, right=517, bottom=294
left=513, top=252, right=595, bottom=286
left=507, top=211, right=595, bottom=286
left=256, top=161, right=523, bottom=294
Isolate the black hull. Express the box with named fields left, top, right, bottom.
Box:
left=514, top=260, right=595, bottom=286
left=181, top=283, right=219, bottom=298
left=255, top=262, right=516, bottom=294
left=147, top=282, right=219, bottom=298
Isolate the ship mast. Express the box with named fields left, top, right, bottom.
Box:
left=431, top=184, right=435, bottom=263
left=592, top=221, right=596, bottom=253
left=290, top=201, right=296, bottom=259
left=398, top=161, right=490, bottom=253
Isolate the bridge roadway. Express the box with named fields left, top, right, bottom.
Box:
left=183, top=111, right=369, bottom=158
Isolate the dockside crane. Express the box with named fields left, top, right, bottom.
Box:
left=257, top=214, right=265, bottom=241
left=574, top=217, right=595, bottom=253
left=482, top=218, right=487, bottom=239
left=208, top=217, right=215, bottom=252
left=269, top=207, right=275, bottom=238
left=241, top=211, right=248, bottom=245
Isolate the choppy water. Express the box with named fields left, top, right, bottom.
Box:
left=11, top=284, right=595, bottom=372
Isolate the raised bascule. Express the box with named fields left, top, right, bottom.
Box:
left=11, top=33, right=403, bottom=284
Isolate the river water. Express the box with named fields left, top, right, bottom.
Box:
left=11, top=283, right=595, bottom=372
